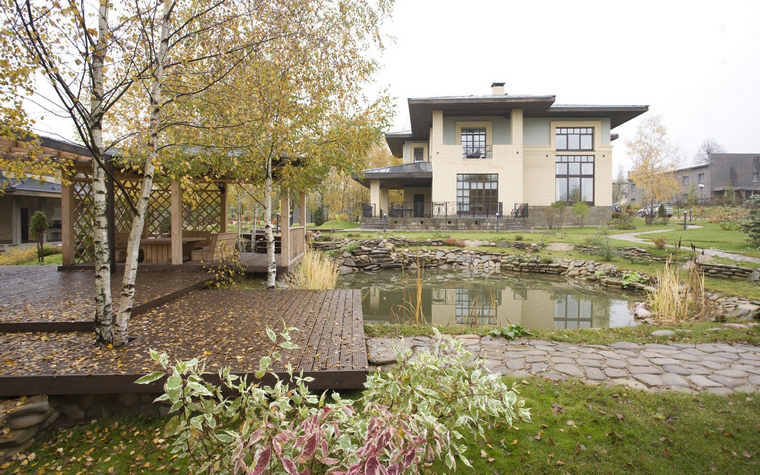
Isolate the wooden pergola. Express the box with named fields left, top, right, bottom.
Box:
left=1, top=136, right=305, bottom=270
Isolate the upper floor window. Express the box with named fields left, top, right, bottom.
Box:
left=413, top=147, right=424, bottom=162
left=461, top=128, right=491, bottom=158
left=556, top=127, right=593, bottom=151
left=631, top=183, right=636, bottom=192
left=754, top=172, right=759, bottom=183
left=698, top=173, right=705, bottom=183
left=682, top=176, right=689, bottom=185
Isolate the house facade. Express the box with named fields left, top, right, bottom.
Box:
left=0, top=174, right=62, bottom=251
left=357, top=83, right=647, bottom=228
left=626, top=153, right=760, bottom=205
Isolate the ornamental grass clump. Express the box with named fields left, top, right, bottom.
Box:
left=290, top=247, right=338, bottom=290
left=647, top=253, right=711, bottom=323
left=138, top=327, right=531, bottom=475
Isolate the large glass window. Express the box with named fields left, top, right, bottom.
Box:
left=556, top=156, right=594, bottom=203
left=461, top=128, right=489, bottom=158
left=457, top=174, right=498, bottom=215
left=556, top=127, right=593, bottom=151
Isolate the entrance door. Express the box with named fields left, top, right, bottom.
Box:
left=21, top=208, right=29, bottom=242
left=413, top=194, right=425, bottom=217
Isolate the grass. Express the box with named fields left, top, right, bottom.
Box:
left=364, top=321, right=760, bottom=346
left=4, top=380, right=758, bottom=474
left=451, top=377, right=760, bottom=474
left=309, top=220, right=360, bottom=229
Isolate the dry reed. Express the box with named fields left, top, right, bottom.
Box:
left=647, top=253, right=711, bottom=323
left=289, top=248, right=339, bottom=290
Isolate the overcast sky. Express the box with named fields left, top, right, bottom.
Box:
left=371, top=0, right=760, bottom=172
left=27, top=0, right=760, bottom=174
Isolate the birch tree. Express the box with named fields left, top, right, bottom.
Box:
left=177, top=0, right=393, bottom=288
left=627, top=116, right=680, bottom=225
left=2, top=0, right=144, bottom=344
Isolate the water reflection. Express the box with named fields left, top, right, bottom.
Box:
left=337, top=270, right=638, bottom=330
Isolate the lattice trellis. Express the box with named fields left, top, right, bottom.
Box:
left=183, top=182, right=222, bottom=232
left=73, top=176, right=224, bottom=262
left=72, top=177, right=95, bottom=263
left=114, top=180, right=141, bottom=232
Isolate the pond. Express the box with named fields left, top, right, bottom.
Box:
left=336, top=269, right=639, bottom=330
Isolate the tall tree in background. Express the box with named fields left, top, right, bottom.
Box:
left=627, top=116, right=680, bottom=224
left=694, top=138, right=725, bottom=165
left=612, top=165, right=626, bottom=204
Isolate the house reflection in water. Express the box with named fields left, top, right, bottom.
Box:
left=354, top=273, right=635, bottom=330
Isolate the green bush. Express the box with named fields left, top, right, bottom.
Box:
left=740, top=195, right=760, bottom=245
left=608, top=212, right=636, bottom=230
left=312, top=206, right=326, bottom=227
left=571, top=202, right=590, bottom=227
left=139, top=327, right=531, bottom=474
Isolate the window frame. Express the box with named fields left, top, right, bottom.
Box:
left=456, top=173, right=499, bottom=214
left=555, top=127, right=594, bottom=151
left=555, top=155, right=595, bottom=204
left=460, top=128, right=489, bottom=159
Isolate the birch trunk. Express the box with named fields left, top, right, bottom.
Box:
left=265, top=156, right=276, bottom=289
left=92, top=1, right=113, bottom=345
left=113, top=0, right=174, bottom=346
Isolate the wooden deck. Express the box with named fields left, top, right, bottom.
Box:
left=0, top=267, right=366, bottom=395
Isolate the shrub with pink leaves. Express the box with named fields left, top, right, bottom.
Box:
left=139, top=327, right=531, bottom=474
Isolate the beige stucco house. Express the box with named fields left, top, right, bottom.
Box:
left=356, top=83, right=647, bottom=228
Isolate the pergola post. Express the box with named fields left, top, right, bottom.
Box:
left=170, top=180, right=183, bottom=264
left=280, top=192, right=290, bottom=267
left=220, top=184, right=228, bottom=233
left=61, top=180, right=75, bottom=265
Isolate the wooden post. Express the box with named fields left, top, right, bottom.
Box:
left=170, top=180, right=183, bottom=264
left=280, top=191, right=290, bottom=267
left=61, top=180, right=75, bottom=265
left=220, top=183, right=228, bottom=233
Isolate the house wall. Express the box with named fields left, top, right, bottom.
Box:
left=430, top=110, right=524, bottom=208
left=523, top=120, right=612, bottom=207
left=0, top=197, right=13, bottom=243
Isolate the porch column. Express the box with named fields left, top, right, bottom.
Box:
left=220, top=183, right=228, bottom=232
left=380, top=188, right=389, bottom=216
left=61, top=180, right=75, bottom=265
left=170, top=180, right=183, bottom=265
left=370, top=179, right=381, bottom=217
left=299, top=191, right=306, bottom=228
left=280, top=192, right=290, bottom=267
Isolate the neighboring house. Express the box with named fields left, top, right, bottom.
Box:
left=627, top=153, right=760, bottom=205
left=355, top=83, right=647, bottom=228
left=0, top=174, right=62, bottom=250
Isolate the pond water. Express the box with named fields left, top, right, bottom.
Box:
left=336, top=269, right=639, bottom=330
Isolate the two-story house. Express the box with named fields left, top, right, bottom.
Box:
left=356, top=83, right=647, bottom=228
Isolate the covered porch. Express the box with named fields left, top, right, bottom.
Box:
left=354, top=161, right=433, bottom=219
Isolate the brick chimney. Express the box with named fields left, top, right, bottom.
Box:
left=491, top=82, right=506, bottom=95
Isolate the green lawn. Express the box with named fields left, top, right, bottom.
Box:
left=5, top=379, right=758, bottom=474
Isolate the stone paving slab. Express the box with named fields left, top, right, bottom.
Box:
left=366, top=335, right=760, bottom=395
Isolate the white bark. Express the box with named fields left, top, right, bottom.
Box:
left=92, top=1, right=113, bottom=345
left=265, top=157, right=276, bottom=289
left=114, top=0, right=174, bottom=346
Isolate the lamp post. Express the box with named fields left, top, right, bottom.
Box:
left=683, top=210, right=688, bottom=230
left=495, top=212, right=500, bottom=233
left=382, top=211, right=387, bottom=233
left=699, top=183, right=705, bottom=204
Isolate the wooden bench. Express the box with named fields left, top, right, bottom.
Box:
left=191, top=232, right=238, bottom=262
left=182, top=231, right=212, bottom=250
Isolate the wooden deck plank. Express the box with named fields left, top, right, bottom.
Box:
left=294, top=291, right=331, bottom=372
left=0, top=270, right=366, bottom=395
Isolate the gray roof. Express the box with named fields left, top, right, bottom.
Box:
left=0, top=177, right=61, bottom=195
left=353, top=162, right=432, bottom=189
left=387, top=91, right=648, bottom=157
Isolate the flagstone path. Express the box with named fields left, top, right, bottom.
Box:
left=366, top=335, right=760, bottom=395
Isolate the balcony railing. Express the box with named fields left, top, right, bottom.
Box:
left=462, top=145, right=493, bottom=159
